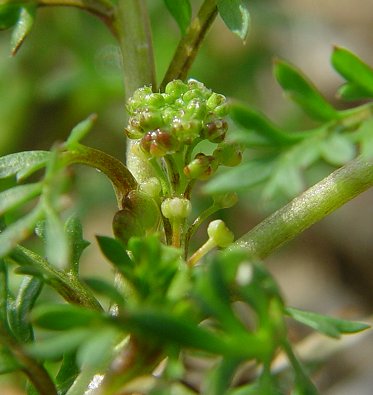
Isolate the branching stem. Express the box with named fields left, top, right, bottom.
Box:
left=160, top=0, right=218, bottom=89
left=230, top=156, right=373, bottom=259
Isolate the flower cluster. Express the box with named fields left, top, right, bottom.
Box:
left=125, top=79, right=242, bottom=182
left=125, top=79, right=229, bottom=153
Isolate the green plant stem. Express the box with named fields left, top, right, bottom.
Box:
left=0, top=323, right=58, bottom=395
left=230, top=156, right=373, bottom=258
left=62, top=144, right=137, bottom=208
left=114, top=0, right=156, bottom=183
left=160, top=0, right=218, bottom=90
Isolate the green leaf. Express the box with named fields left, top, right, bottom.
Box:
left=230, top=103, right=295, bottom=145
left=76, top=327, right=118, bottom=368
left=164, top=0, right=191, bottom=35
left=9, top=276, right=43, bottom=343
left=0, top=4, right=20, bottom=30
left=0, top=206, right=44, bottom=258
left=337, top=82, right=373, bottom=101
left=66, top=114, right=97, bottom=148
left=286, top=307, right=370, bottom=339
left=0, top=151, right=50, bottom=180
left=0, top=183, right=42, bottom=216
left=65, top=216, right=90, bottom=274
left=44, top=203, right=70, bottom=270
left=203, top=159, right=274, bottom=194
left=274, top=59, right=338, bottom=121
left=84, top=277, right=125, bottom=306
left=32, top=304, right=100, bottom=330
left=25, top=328, right=90, bottom=360
left=96, top=235, right=134, bottom=275
left=10, top=5, right=36, bottom=55
left=217, top=0, right=250, bottom=42
left=332, top=47, right=373, bottom=96
left=320, top=134, right=356, bottom=166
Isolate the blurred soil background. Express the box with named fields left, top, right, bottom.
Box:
left=1, top=0, right=373, bottom=393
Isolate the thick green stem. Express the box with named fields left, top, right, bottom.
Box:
left=160, top=0, right=218, bottom=89
left=230, top=156, right=373, bottom=258
left=114, top=0, right=156, bottom=183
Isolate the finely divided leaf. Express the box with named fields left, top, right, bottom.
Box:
left=66, top=114, right=97, bottom=148
left=286, top=307, right=370, bottom=339
left=274, top=59, right=338, bottom=121
left=0, top=151, right=50, bottom=180
left=332, top=47, right=373, bottom=96
left=320, top=134, right=356, bottom=166
left=164, top=0, right=191, bottom=35
left=0, top=183, right=42, bottom=216
left=217, top=0, right=250, bottom=42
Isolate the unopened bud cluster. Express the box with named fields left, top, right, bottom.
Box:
left=125, top=79, right=242, bottom=181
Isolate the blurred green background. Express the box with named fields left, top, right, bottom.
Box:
left=1, top=0, right=373, bottom=394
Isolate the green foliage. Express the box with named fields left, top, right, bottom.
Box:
left=217, top=0, right=250, bottom=41
left=0, top=1, right=372, bottom=394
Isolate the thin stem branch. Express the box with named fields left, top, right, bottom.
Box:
left=229, top=156, right=373, bottom=259
left=61, top=144, right=137, bottom=208
left=160, top=0, right=218, bottom=90
left=0, top=323, right=58, bottom=395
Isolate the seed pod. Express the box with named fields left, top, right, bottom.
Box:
left=202, top=119, right=228, bottom=143
left=213, top=143, right=242, bottom=167
left=112, top=208, right=143, bottom=246
left=123, top=190, right=160, bottom=231
left=207, top=219, right=234, bottom=248
left=184, top=153, right=219, bottom=180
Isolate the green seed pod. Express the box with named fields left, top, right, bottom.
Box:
left=213, top=192, right=238, bottom=209
left=202, top=119, right=228, bottom=143
left=207, top=219, right=234, bottom=248
left=112, top=208, right=143, bottom=246
left=161, top=197, right=192, bottom=220
left=184, top=153, right=219, bottom=180
left=123, top=190, right=160, bottom=231
left=213, top=143, right=242, bottom=167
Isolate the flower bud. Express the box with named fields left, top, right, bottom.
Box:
left=202, top=119, right=228, bottom=143
left=125, top=117, right=144, bottom=139
left=171, top=119, right=202, bottom=144
left=184, top=153, right=218, bottom=180
left=186, top=99, right=207, bottom=120
left=213, top=143, right=242, bottom=167
left=206, top=93, right=226, bottom=110
left=138, top=108, right=163, bottom=131
left=207, top=219, right=234, bottom=248
left=165, top=80, right=188, bottom=100
left=161, top=197, right=192, bottom=220
left=144, top=92, right=165, bottom=109
left=140, top=129, right=179, bottom=157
